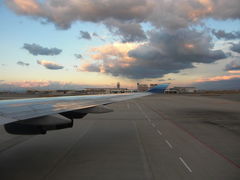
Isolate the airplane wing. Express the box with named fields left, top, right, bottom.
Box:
left=0, top=84, right=169, bottom=135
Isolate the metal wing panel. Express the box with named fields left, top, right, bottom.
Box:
left=0, top=93, right=148, bottom=125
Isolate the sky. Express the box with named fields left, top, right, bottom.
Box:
left=0, top=0, right=240, bottom=91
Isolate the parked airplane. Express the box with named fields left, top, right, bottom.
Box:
left=0, top=84, right=169, bottom=135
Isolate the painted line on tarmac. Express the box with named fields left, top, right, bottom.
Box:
left=136, top=102, right=152, bottom=123
left=179, top=157, right=192, bottom=173
left=165, top=139, right=173, bottom=149
left=157, top=129, right=162, bottom=136
left=135, top=102, right=143, bottom=111
left=148, top=105, right=240, bottom=169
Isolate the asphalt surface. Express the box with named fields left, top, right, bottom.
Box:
left=0, top=94, right=240, bottom=180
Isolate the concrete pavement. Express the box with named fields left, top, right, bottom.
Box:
left=0, top=94, right=239, bottom=180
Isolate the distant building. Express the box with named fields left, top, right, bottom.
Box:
left=85, top=88, right=128, bottom=94
left=117, top=82, right=120, bottom=89
left=165, top=87, right=197, bottom=94
left=137, top=83, right=149, bottom=92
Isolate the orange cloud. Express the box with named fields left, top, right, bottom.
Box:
left=196, top=75, right=240, bottom=82
left=79, top=42, right=140, bottom=73
left=7, top=81, right=51, bottom=88
left=78, top=63, right=105, bottom=73
left=187, top=0, right=213, bottom=21
left=89, top=42, right=139, bottom=62
left=228, top=70, right=240, bottom=74
left=184, top=43, right=195, bottom=49
left=37, top=60, right=64, bottom=70
left=12, top=0, right=41, bottom=14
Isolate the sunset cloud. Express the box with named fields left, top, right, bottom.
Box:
left=196, top=75, right=240, bottom=82
left=6, top=0, right=41, bottom=15
left=5, top=0, right=240, bottom=30
left=193, top=78, right=240, bottom=90
left=212, top=30, right=240, bottom=40
left=7, top=80, right=51, bottom=88
left=228, top=70, right=240, bottom=74
left=81, top=29, right=226, bottom=79
left=79, top=31, right=91, bottom=40
left=0, top=81, right=97, bottom=92
left=23, top=43, right=62, bottom=56
left=17, top=61, right=29, bottom=66
left=80, top=42, right=139, bottom=74
left=230, top=42, right=240, bottom=53
left=104, top=19, right=147, bottom=42
left=37, top=60, right=64, bottom=70
left=225, top=59, right=240, bottom=71
left=74, top=54, right=83, bottom=59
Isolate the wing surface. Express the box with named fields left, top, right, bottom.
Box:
left=0, top=93, right=149, bottom=125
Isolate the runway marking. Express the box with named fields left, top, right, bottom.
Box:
left=179, top=157, right=192, bottom=173
left=135, top=102, right=143, bottom=111
left=157, top=129, right=162, bottom=136
left=151, top=123, right=156, bottom=128
left=135, top=102, right=152, bottom=123
left=165, top=140, right=173, bottom=149
left=145, top=115, right=151, bottom=122
left=148, top=105, right=240, bottom=169
left=132, top=121, right=155, bottom=180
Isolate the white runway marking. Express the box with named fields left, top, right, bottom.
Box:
left=165, top=140, right=173, bottom=149
left=135, top=102, right=143, bottom=111
left=179, top=157, right=192, bottom=173
left=145, top=115, right=151, bottom=122
left=135, top=102, right=152, bottom=123
left=157, top=129, right=162, bottom=135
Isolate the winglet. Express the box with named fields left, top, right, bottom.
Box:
left=147, top=84, right=170, bottom=93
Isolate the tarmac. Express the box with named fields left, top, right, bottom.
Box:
left=0, top=94, right=240, bottom=180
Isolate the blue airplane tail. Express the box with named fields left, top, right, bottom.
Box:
left=147, top=84, right=169, bottom=93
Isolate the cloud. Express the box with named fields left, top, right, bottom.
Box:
left=80, top=29, right=226, bottom=79
left=212, top=30, right=240, bottom=40
left=230, top=42, right=240, bottom=53
left=92, top=32, right=105, bottom=41
left=0, top=80, right=109, bottom=92
left=5, top=0, right=240, bottom=30
left=148, top=0, right=240, bottom=29
left=74, top=53, right=83, bottom=59
left=104, top=19, right=147, bottom=42
left=127, top=29, right=226, bottom=78
left=23, top=43, right=62, bottom=56
left=228, top=70, right=240, bottom=74
left=196, top=75, right=240, bottom=82
left=17, top=61, right=29, bottom=66
left=79, top=31, right=91, bottom=40
left=37, top=60, right=64, bottom=70
left=79, top=63, right=101, bottom=72
left=225, top=59, right=240, bottom=71
left=193, top=77, right=240, bottom=90
left=5, top=0, right=153, bottom=29
left=158, top=78, right=175, bottom=82
left=80, top=42, right=139, bottom=74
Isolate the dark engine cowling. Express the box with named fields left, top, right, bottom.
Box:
left=4, top=105, right=112, bottom=135
left=4, top=114, right=74, bottom=135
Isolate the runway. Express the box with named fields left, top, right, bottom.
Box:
left=0, top=94, right=240, bottom=180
